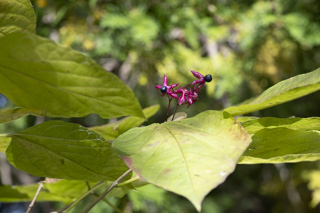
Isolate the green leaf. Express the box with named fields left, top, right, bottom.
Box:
left=0, top=0, right=36, bottom=39
left=0, top=32, right=144, bottom=119
left=0, top=184, right=73, bottom=203
left=0, top=179, right=130, bottom=203
left=6, top=120, right=128, bottom=181
left=224, top=68, right=320, bottom=116
left=241, top=117, right=320, bottom=135
left=91, top=105, right=159, bottom=141
left=239, top=128, right=320, bottom=164
left=0, top=185, right=29, bottom=202
left=0, top=108, right=44, bottom=124
left=0, top=136, right=11, bottom=152
left=45, top=179, right=130, bottom=199
left=113, top=110, right=251, bottom=211
left=44, top=179, right=88, bottom=199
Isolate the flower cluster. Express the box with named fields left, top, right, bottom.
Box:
left=155, top=70, right=212, bottom=107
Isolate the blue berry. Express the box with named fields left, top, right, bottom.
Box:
left=160, top=86, right=167, bottom=93
left=204, top=75, right=212, bottom=82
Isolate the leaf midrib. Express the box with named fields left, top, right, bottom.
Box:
left=163, top=126, right=198, bottom=198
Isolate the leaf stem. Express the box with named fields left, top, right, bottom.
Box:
left=171, top=104, right=179, bottom=121
left=116, top=176, right=139, bottom=187
left=166, top=96, right=172, bottom=122
left=81, top=169, right=132, bottom=213
left=0, top=133, right=11, bottom=137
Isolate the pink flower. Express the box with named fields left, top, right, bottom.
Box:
left=186, top=89, right=198, bottom=106
left=190, top=70, right=212, bottom=91
left=155, top=75, right=179, bottom=99
left=155, top=71, right=212, bottom=106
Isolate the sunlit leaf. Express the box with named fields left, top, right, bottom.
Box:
left=45, top=179, right=130, bottom=198
left=113, top=110, right=251, bottom=211
left=91, top=105, right=159, bottom=141
left=239, top=128, right=320, bottom=164
left=6, top=120, right=127, bottom=181
left=0, top=0, right=36, bottom=39
left=0, top=32, right=144, bottom=119
left=0, top=136, right=11, bottom=153
left=0, top=184, right=72, bottom=203
left=239, top=117, right=320, bottom=163
left=241, top=117, right=320, bottom=135
left=0, top=108, right=44, bottom=124
left=0, top=179, right=131, bottom=204
left=0, top=185, right=29, bottom=202
left=224, top=68, right=320, bottom=116
left=236, top=116, right=259, bottom=123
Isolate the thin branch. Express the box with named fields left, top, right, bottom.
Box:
left=26, top=182, right=43, bottom=213
left=81, top=169, right=132, bottom=213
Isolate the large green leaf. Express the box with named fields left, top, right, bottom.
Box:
left=0, top=0, right=36, bottom=39
left=0, top=32, right=144, bottom=119
left=91, top=105, right=159, bottom=141
left=113, top=110, right=251, bottom=211
left=224, top=68, right=320, bottom=116
left=0, top=108, right=44, bottom=124
left=239, top=117, right=320, bottom=164
left=6, top=120, right=128, bottom=181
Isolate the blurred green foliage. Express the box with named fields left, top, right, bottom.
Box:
left=31, top=0, right=320, bottom=119
left=2, top=0, right=319, bottom=212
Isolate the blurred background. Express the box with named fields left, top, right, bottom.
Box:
left=1, top=0, right=320, bottom=212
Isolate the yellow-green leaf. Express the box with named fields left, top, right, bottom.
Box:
left=239, top=128, right=320, bottom=164
left=6, top=120, right=127, bottom=181
left=0, top=136, right=11, bottom=153
left=0, top=108, right=44, bottom=124
left=0, top=32, right=144, bottom=119
left=225, top=68, right=320, bottom=116
left=91, top=105, right=159, bottom=141
left=0, top=0, right=36, bottom=38
left=113, top=110, right=251, bottom=211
